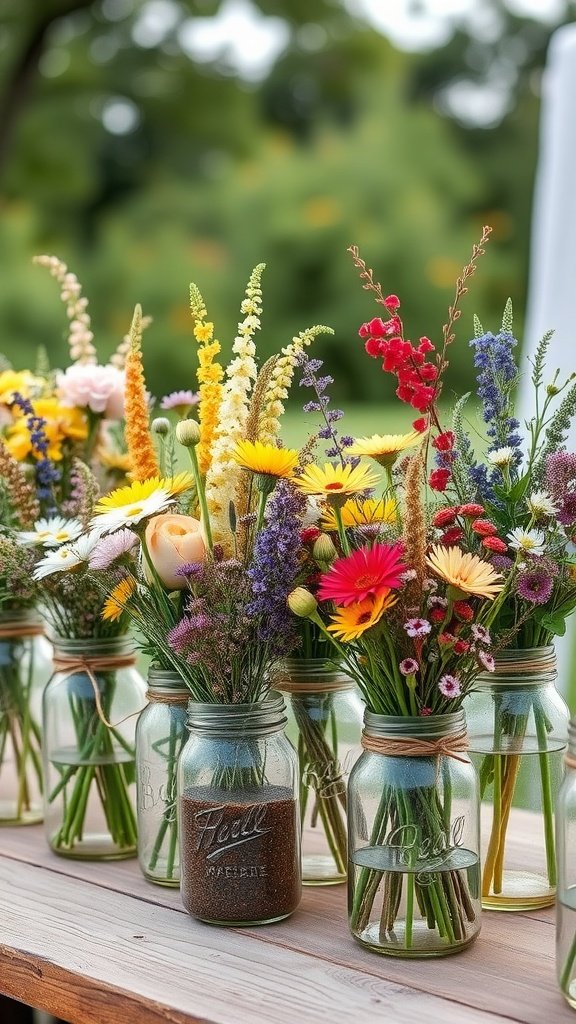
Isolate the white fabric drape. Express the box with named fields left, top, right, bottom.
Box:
left=521, top=24, right=576, bottom=693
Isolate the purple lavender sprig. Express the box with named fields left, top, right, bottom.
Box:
left=298, top=352, right=356, bottom=465
left=11, top=392, right=60, bottom=513
left=247, top=480, right=304, bottom=654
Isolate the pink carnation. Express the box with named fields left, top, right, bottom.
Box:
left=57, top=364, right=125, bottom=419
left=439, top=674, right=461, bottom=698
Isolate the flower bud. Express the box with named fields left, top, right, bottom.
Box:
left=151, top=417, right=171, bottom=437
left=312, top=534, right=337, bottom=564
left=176, top=418, right=200, bottom=447
left=287, top=587, right=318, bottom=619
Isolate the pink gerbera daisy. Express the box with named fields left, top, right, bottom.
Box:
left=160, top=390, right=199, bottom=413
left=317, top=542, right=406, bottom=607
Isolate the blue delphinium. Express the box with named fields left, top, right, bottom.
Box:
left=247, top=481, right=305, bottom=654
left=298, top=352, right=357, bottom=464
left=11, top=392, right=60, bottom=513
left=470, top=331, right=523, bottom=456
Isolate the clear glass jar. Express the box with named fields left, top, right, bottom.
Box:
left=0, top=612, right=51, bottom=825
left=557, top=718, right=576, bottom=1008
left=275, top=658, right=363, bottom=886
left=467, top=646, right=568, bottom=911
left=348, top=710, right=481, bottom=957
left=178, top=693, right=301, bottom=925
left=136, top=667, right=189, bottom=887
left=43, top=636, right=146, bottom=860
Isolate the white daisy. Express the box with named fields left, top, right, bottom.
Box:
left=19, top=516, right=83, bottom=548
left=33, top=532, right=99, bottom=580
left=90, top=489, right=172, bottom=534
left=507, top=527, right=546, bottom=557
left=527, top=490, right=558, bottom=518
left=487, top=447, right=515, bottom=467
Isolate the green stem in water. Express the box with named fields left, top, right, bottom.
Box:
left=534, top=704, right=557, bottom=888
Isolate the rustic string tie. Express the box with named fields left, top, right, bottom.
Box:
left=361, top=731, right=470, bottom=764
left=275, top=675, right=355, bottom=695
left=491, top=655, right=557, bottom=675
left=0, top=622, right=45, bottom=639
left=565, top=753, right=576, bottom=771
left=145, top=689, right=189, bottom=705
left=52, top=655, right=145, bottom=729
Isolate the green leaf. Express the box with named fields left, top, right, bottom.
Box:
left=473, top=314, right=484, bottom=339
left=533, top=611, right=567, bottom=636
left=501, top=298, right=513, bottom=334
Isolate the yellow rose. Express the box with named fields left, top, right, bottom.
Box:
left=145, top=513, right=206, bottom=589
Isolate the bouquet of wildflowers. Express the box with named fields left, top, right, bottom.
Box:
left=440, top=304, right=576, bottom=905
left=287, top=228, right=513, bottom=951
left=53, top=265, right=331, bottom=877
left=0, top=255, right=159, bottom=852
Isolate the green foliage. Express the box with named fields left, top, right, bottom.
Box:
left=530, top=329, right=554, bottom=390
left=501, top=297, right=514, bottom=334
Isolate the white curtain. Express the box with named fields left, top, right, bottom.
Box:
left=521, top=24, right=576, bottom=695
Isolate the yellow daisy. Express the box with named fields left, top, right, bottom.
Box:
left=426, top=544, right=504, bottom=600
left=0, top=369, right=41, bottom=405
left=347, top=430, right=424, bottom=467
left=327, top=592, right=396, bottom=642
left=102, top=577, right=136, bottom=622
left=99, top=450, right=133, bottom=476
left=295, top=462, right=379, bottom=507
left=232, top=439, right=299, bottom=479
left=6, top=398, right=87, bottom=462
left=322, top=496, right=397, bottom=530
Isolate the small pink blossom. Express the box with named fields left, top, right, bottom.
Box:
left=57, top=364, right=125, bottom=419
left=399, top=658, right=419, bottom=676
left=404, top=618, right=432, bottom=638
left=160, top=390, right=199, bottom=413
left=478, top=650, right=495, bottom=673
left=439, top=674, right=461, bottom=698
left=89, top=528, right=137, bottom=570
left=471, top=624, right=492, bottom=645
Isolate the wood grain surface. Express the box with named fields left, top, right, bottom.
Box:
left=0, top=814, right=572, bottom=1024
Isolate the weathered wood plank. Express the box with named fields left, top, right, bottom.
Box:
left=0, top=859, right=504, bottom=1024
left=0, top=813, right=572, bottom=1024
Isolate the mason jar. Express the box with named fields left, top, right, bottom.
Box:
left=348, top=710, right=481, bottom=957
left=275, top=658, right=363, bottom=885
left=467, top=646, right=568, bottom=911
left=0, top=611, right=51, bottom=825
left=557, top=718, right=576, bottom=1009
left=43, top=635, right=146, bottom=859
left=136, top=667, right=189, bottom=886
left=178, top=693, right=301, bottom=925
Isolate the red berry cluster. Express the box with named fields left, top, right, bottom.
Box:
left=359, top=297, right=438, bottom=413
left=431, top=504, right=508, bottom=554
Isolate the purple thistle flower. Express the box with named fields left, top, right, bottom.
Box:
left=516, top=562, right=555, bottom=605
left=246, top=481, right=305, bottom=654
left=489, top=554, right=514, bottom=572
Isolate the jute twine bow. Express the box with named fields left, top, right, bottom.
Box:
left=0, top=622, right=44, bottom=639
left=53, top=655, right=145, bottom=729
left=145, top=689, right=189, bottom=706
left=275, top=675, right=355, bottom=695
left=361, top=731, right=470, bottom=764
left=565, top=753, right=576, bottom=771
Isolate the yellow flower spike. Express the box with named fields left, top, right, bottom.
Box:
left=347, top=430, right=424, bottom=467
left=232, top=440, right=299, bottom=479
left=124, top=304, right=160, bottom=482
left=327, top=592, right=396, bottom=642
left=322, top=496, right=397, bottom=530
left=102, top=577, right=136, bottom=622
left=257, top=325, right=334, bottom=444
left=190, top=284, right=224, bottom=477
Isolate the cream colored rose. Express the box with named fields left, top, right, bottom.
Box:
left=145, top=513, right=206, bottom=589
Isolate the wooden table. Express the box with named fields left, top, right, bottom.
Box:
left=0, top=819, right=573, bottom=1024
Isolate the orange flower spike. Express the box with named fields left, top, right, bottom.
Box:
left=124, top=304, right=159, bottom=482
